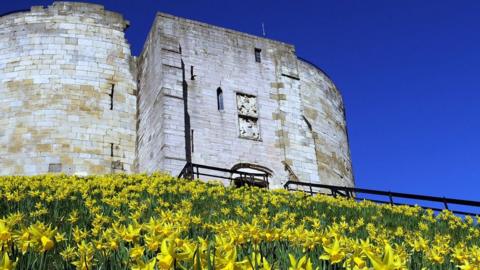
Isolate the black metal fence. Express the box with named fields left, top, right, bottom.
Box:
left=178, top=163, right=269, bottom=188
left=284, top=181, right=480, bottom=216
left=177, top=163, right=480, bottom=216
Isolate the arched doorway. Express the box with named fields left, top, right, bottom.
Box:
left=230, top=163, right=273, bottom=189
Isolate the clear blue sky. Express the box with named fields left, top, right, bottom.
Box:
left=3, top=1, right=480, bottom=201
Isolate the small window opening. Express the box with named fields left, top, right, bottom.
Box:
left=254, top=48, right=262, bottom=63
left=48, top=163, right=62, bottom=173
left=190, top=66, right=196, bottom=80
left=217, top=88, right=224, bottom=111
left=110, top=143, right=114, bottom=157
left=112, top=160, right=124, bottom=170
left=109, top=84, right=115, bottom=110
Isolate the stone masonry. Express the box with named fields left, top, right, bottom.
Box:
left=0, top=2, right=353, bottom=188
left=0, top=2, right=137, bottom=175
left=137, top=13, right=353, bottom=188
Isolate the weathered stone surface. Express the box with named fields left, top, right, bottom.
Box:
left=0, top=2, right=137, bottom=175
left=137, top=13, right=354, bottom=188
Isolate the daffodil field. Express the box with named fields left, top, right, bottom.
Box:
left=0, top=174, right=479, bottom=269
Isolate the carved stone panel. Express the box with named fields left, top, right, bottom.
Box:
left=239, top=117, right=260, bottom=139
left=236, top=94, right=258, bottom=117
left=236, top=93, right=260, bottom=139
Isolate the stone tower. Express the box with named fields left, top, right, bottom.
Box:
left=137, top=13, right=353, bottom=188
left=0, top=2, right=137, bottom=175
left=0, top=2, right=353, bottom=188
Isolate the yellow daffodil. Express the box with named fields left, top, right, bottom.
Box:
left=132, top=258, right=157, bottom=270
left=365, top=243, right=405, bottom=270
left=0, top=220, right=11, bottom=244
left=40, top=235, right=54, bottom=252
left=157, top=239, right=175, bottom=269
left=72, top=241, right=94, bottom=270
left=67, top=210, right=79, bottom=224
left=319, top=237, right=345, bottom=264
left=457, top=260, right=479, bottom=270
left=288, top=254, right=314, bottom=270
left=0, top=252, right=16, bottom=270
left=60, top=246, right=76, bottom=261
left=130, top=245, right=145, bottom=262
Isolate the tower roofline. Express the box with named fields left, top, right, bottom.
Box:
left=297, top=56, right=336, bottom=86
left=0, top=9, right=30, bottom=18
left=0, top=2, right=129, bottom=30
left=155, top=12, right=296, bottom=49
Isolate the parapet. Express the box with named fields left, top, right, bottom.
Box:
left=0, top=2, right=129, bottom=31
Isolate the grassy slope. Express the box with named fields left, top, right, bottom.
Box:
left=0, top=173, right=478, bottom=269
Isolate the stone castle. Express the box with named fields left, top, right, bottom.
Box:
left=0, top=2, right=353, bottom=188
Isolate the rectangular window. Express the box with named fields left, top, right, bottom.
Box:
left=48, top=163, right=62, bottom=173
left=254, top=48, right=262, bottom=63
left=217, top=88, right=224, bottom=110
left=112, top=160, right=124, bottom=170
left=236, top=93, right=260, bottom=140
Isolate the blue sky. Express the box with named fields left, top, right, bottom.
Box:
left=2, top=1, right=480, bottom=201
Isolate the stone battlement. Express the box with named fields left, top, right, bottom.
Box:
left=0, top=2, right=128, bottom=31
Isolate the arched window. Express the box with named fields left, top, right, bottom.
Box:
left=217, top=87, right=224, bottom=111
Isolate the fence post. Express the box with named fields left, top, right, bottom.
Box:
left=443, top=197, right=449, bottom=210
left=345, top=186, right=351, bottom=198
left=388, top=191, right=394, bottom=205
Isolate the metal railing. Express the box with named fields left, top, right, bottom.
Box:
left=177, top=163, right=480, bottom=216
left=179, top=163, right=269, bottom=188
left=284, top=181, right=480, bottom=216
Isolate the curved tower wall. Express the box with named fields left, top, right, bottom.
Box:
left=0, top=2, right=137, bottom=175
left=298, top=60, right=354, bottom=186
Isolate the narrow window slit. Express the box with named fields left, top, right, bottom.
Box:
left=109, top=84, right=115, bottom=110
left=190, top=66, right=196, bottom=80
left=110, top=143, right=114, bottom=157
left=217, top=88, right=224, bottom=111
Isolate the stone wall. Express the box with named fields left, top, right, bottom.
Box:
left=0, top=2, right=137, bottom=175
left=138, top=13, right=354, bottom=188
left=299, top=60, right=354, bottom=186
